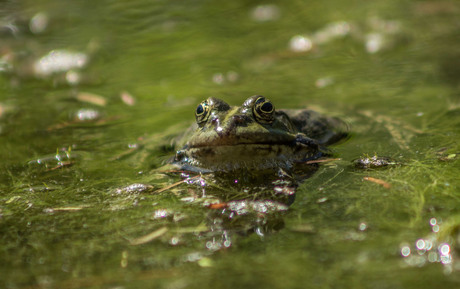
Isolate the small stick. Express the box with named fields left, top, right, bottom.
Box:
left=304, top=158, right=341, bottom=164
left=130, top=227, right=168, bottom=245
left=153, top=175, right=200, bottom=194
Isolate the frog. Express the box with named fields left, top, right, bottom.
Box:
left=173, top=95, right=348, bottom=173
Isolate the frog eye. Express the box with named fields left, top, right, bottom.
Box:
left=253, top=96, right=275, bottom=123
left=195, top=100, right=211, bottom=126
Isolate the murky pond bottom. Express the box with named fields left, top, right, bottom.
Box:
left=1, top=0, right=460, bottom=288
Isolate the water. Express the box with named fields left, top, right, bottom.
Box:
left=1, top=0, right=460, bottom=288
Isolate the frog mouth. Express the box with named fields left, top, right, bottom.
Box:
left=187, top=133, right=318, bottom=149
left=188, top=141, right=296, bottom=148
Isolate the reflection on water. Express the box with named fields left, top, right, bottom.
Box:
left=125, top=162, right=317, bottom=257
left=400, top=217, right=459, bottom=274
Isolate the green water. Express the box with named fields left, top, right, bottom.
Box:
left=1, top=0, right=460, bottom=288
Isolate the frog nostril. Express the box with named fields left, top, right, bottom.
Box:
left=232, top=115, right=246, bottom=124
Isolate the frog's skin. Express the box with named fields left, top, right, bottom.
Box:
left=174, top=95, right=348, bottom=172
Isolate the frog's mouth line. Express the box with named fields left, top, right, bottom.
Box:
left=188, top=142, right=298, bottom=150
left=188, top=138, right=320, bottom=149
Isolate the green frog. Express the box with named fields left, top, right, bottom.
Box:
left=174, top=95, right=348, bottom=173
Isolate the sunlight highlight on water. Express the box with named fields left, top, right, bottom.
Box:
left=400, top=217, right=457, bottom=274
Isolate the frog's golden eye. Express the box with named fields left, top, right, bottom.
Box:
left=195, top=100, right=211, bottom=126
left=253, top=96, right=275, bottom=123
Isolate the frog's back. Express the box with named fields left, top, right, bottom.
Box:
left=278, top=109, right=349, bottom=145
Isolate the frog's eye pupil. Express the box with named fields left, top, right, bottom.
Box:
left=261, top=102, right=273, bottom=113
left=253, top=96, right=275, bottom=124
left=195, top=101, right=210, bottom=126
left=196, top=104, right=204, bottom=115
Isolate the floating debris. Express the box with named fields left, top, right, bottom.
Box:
left=304, top=158, right=341, bottom=165
left=289, top=21, right=351, bottom=53
left=226, top=199, right=288, bottom=215
left=354, top=155, right=396, bottom=169
left=114, top=183, right=154, bottom=194
left=367, top=17, right=401, bottom=34
left=44, top=207, right=85, bottom=213
left=0, top=20, right=19, bottom=36
left=365, top=33, right=384, bottom=54
left=287, top=18, right=404, bottom=55
left=289, top=223, right=315, bottom=233
left=29, top=147, right=77, bottom=170
left=315, top=77, right=334, bottom=88
left=65, top=70, right=81, bottom=85
left=211, top=71, right=239, bottom=85
left=0, top=102, right=15, bottom=118
left=359, top=222, right=368, bottom=231
left=29, top=12, right=48, bottom=34
left=226, top=71, right=239, bottom=82
left=47, top=160, right=74, bottom=171
left=289, top=35, right=313, bottom=52
left=197, top=257, right=214, bottom=267
left=436, top=148, right=457, bottom=162
left=316, top=197, right=328, bottom=203
left=212, top=73, right=224, bottom=85
left=33, top=50, right=88, bottom=77
left=152, top=209, right=172, bottom=220
left=130, top=227, right=168, bottom=245
left=75, top=108, right=100, bottom=121
left=365, top=17, right=402, bottom=54
left=76, top=92, right=107, bottom=106
left=154, top=179, right=186, bottom=194
left=6, top=196, right=21, bottom=204
left=363, top=176, right=391, bottom=189
left=120, top=91, right=136, bottom=106
left=250, top=4, right=280, bottom=22
left=208, top=202, right=228, bottom=210
left=0, top=52, right=13, bottom=73
left=154, top=175, right=200, bottom=194
left=312, top=21, right=351, bottom=45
